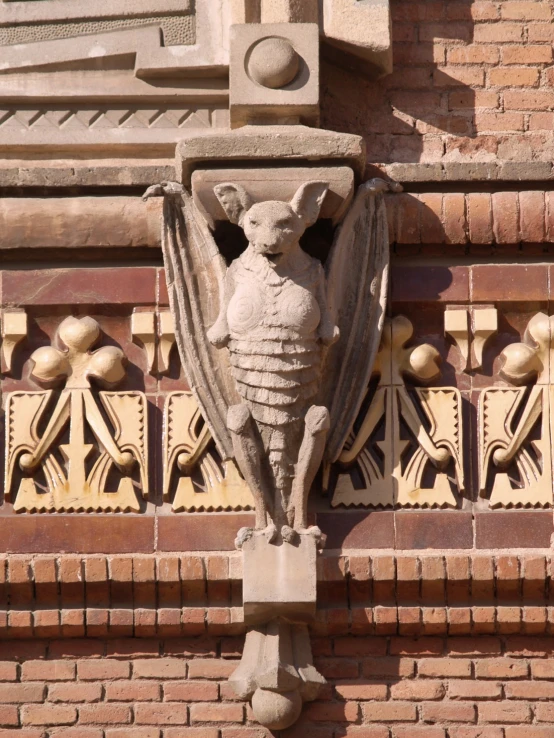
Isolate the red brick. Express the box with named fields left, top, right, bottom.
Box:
left=449, top=731, right=503, bottom=738
left=163, top=681, right=219, bottom=702
left=503, top=45, right=553, bottom=64
left=334, top=638, right=386, bottom=657
left=519, top=191, right=546, bottom=243
left=0, top=663, right=17, bottom=682
left=362, top=702, right=417, bottom=722
left=475, top=659, right=529, bottom=679
left=449, top=46, right=499, bottom=64
left=468, top=193, right=492, bottom=244
left=531, top=660, right=554, bottom=679
left=0, top=732, right=44, bottom=738
left=335, top=683, right=388, bottom=700
left=187, top=660, right=237, bottom=680
left=394, top=730, right=445, bottom=738
left=0, top=706, right=19, bottom=727
left=135, top=704, right=189, bottom=726
left=22, top=705, right=76, bottom=726
left=22, top=661, right=75, bottom=682
left=362, top=658, right=415, bottom=678
left=421, top=702, right=476, bottom=723
left=47, top=731, right=102, bottom=738
left=449, top=680, right=502, bottom=700
left=474, top=23, right=523, bottom=43
left=77, top=661, right=130, bottom=680
left=505, top=681, right=554, bottom=700
left=480, top=702, right=532, bottom=723
left=418, top=659, right=471, bottom=678
left=390, top=638, right=443, bottom=656
left=106, top=725, right=160, bottom=738
left=443, top=194, right=467, bottom=244
left=105, top=681, right=161, bottom=702
left=492, top=192, right=519, bottom=244
left=316, top=658, right=359, bottom=680
left=190, top=703, right=244, bottom=723
left=490, top=67, right=540, bottom=87
left=501, top=2, right=551, bottom=20
left=133, top=658, right=187, bottom=679
left=79, top=704, right=132, bottom=724
left=47, top=683, right=102, bottom=703
left=536, top=704, right=554, bottom=722
left=391, top=681, right=445, bottom=700
left=340, top=730, right=389, bottom=738
left=165, top=731, right=218, bottom=738
left=506, top=729, right=554, bottom=738
left=304, top=702, right=359, bottom=722
left=0, top=683, right=45, bottom=702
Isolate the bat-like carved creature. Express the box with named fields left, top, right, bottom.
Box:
left=208, top=181, right=337, bottom=544
left=145, top=176, right=393, bottom=549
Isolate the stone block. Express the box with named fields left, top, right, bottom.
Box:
left=242, top=533, right=317, bottom=624
left=192, top=166, right=354, bottom=227
left=230, top=23, right=319, bottom=128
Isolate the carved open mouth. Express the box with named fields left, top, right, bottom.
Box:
left=266, top=253, right=283, bottom=264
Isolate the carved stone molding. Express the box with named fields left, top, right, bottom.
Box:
left=0, top=308, right=27, bottom=375
left=445, top=306, right=498, bottom=373
left=480, top=312, right=554, bottom=508
left=333, top=315, right=465, bottom=509
left=5, top=316, right=148, bottom=513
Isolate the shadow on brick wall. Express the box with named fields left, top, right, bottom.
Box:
left=321, top=0, right=477, bottom=168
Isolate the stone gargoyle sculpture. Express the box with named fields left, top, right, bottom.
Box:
left=144, top=174, right=396, bottom=729
left=145, top=177, right=393, bottom=543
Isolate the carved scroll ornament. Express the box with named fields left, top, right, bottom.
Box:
left=480, top=312, right=554, bottom=508
left=333, top=315, right=464, bottom=509
left=5, top=316, right=148, bottom=513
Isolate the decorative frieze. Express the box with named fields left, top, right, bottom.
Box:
left=163, top=391, right=253, bottom=512
left=333, top=315, right=464, bottom=509
left=5, top=316, right=149, bottom=513
left=480, top=312, right=554, bottom=509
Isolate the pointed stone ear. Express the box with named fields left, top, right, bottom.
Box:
left=214, top=183, right=253, bottom=225
left=290, top=181, right=329, bottom=227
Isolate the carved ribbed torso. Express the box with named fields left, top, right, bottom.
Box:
left=226, top=247, right=323, bottom=428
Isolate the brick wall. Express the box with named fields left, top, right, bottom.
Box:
left=2, top=636, right=554, bottom=737
left=322, top=0, right=554, bottom=169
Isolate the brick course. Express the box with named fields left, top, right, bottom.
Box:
left=1, top=637, right=554, bottom=735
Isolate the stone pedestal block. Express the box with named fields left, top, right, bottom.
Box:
left=242, top=532, right=317, bottom=625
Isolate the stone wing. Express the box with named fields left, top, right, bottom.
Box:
left=320, top=180, right=390, bottom=463
left=160, top=189, right=239, bottom=460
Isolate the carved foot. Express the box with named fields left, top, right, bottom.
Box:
left=281, top=525, right=298, bottom=544
left=294, top=525, right=325, bottom=547
left=235, top=523, right=277, bottom=549
left=235, top=526, right=254, bottom=549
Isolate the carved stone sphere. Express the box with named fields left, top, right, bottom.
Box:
left=251, top=687, right=302, bottom=730
left=247, top=37, right=299, bottom=89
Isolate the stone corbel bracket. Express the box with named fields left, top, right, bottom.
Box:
left=445, top=306, right=498, bottom=372
left=131, top=310, right=176, bottom=376
left=0, top=308, right=27, bottom=375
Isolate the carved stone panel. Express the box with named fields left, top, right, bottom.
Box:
left=332, top=315, right=465, bottom=509
left=480, top=312, right=554, bottom=508
left=5, top=316, right=148, bottom=513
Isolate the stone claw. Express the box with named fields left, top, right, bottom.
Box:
left=281, top=525, right=298, bottom=544
left=235, top=526, right=255, bottom=550
left=264, top=523, right=278, bottom=544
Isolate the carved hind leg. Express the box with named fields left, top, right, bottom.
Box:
left=227, top=404, right=276, bottom=543
left=290, top=405, right=330, bottom=533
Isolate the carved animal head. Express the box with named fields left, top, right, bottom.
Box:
left=214, top=181, right=328, bottom=265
